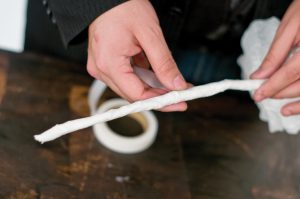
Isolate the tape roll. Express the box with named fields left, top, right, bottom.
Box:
left=93, top=98, right=158, bottom=154
left=88, top=67, right=160, bottom=154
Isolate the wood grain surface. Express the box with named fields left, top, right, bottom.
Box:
left=0, top=51, right=299, bottom=199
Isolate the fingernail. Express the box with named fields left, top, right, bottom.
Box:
left=254, top=90, right=265, bottom=102
left=173, top=75, right=186, bottom=90
left=282, top=108, right=292, bottom=116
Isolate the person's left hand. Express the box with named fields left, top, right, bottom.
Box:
left=251, top=0, right=300, bottom=116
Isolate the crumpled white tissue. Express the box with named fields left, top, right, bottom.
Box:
left=238, top=17, right=300, bottom=134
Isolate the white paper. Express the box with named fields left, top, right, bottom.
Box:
left=238, top=17, right=300, bottom=134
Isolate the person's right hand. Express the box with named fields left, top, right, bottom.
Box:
left=87, top=0, right=189, bottom=112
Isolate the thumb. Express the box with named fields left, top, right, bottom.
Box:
left=135, top=25, right=187, bottom=90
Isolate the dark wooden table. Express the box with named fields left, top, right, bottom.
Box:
left=0, top=51, right=299, bottom=199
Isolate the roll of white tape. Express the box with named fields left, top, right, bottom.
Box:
left=93, top=99, right=158, bottom=154
left=87, top=67, right=159, bottom=154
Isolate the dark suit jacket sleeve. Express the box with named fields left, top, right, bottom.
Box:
left=48, top=0, right=127, bottom=47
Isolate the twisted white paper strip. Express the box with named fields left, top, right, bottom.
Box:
left=34, top=79, right=264, bottom=143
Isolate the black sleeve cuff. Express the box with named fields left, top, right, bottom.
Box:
left=48, top=0, right=127, bottom=47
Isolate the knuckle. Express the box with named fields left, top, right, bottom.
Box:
left=94, top=58, right=108, bottom=74
left=265, top=84, right=276, bottom=97
left=149, top=24, right=163, bottom=37
left=143, top=24, right=164, bottom=42
left=128, top=91, right=142, bottom=102
left=285, top=66, right=300, bottom=79
left=86, top=66, right=99, bottom=79
left=92, top=29, right=101, bottom=44
left=86, top=64, right=92, bottom=74
left=263, top=52, right=277, bottom=68
left=156, top=55, right=176, bottom=75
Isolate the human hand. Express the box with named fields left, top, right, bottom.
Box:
left=87, top=0, right=188, bottom=112
left=251, top=0, right=300, bottom=116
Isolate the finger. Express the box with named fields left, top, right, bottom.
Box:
left=274, top=80, right=300, bottom=99
left=87, top=55, right=130, bottom=100
left=132, top=52, right=150, bottom=69
left=281, top=100, right=300, bottom=116
left=159, top=102, right=188, bottom=112
left=251, top=20, right=298, bottom=79
left=100, top=73, right=129, bottom=100
left=109, top=63, right=187, bottom=111
left=253, top=52, right=300, bottom=101
left=95, top=65, right=187, bottom=111
left=135, top=24, right=187, bottom=91
left=108, top=63, right=153, bottom=101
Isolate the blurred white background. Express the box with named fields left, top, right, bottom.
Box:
left=0, top=0, right=28, bottom=52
